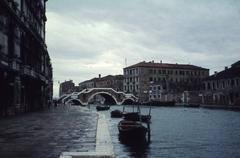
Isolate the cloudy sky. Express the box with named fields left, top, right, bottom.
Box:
left=46, top=0, right=240, bottom=97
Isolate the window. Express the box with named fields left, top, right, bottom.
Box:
left=231, top=79, right=235, bottom=86
left=207, top=82, right=210, bottom=90
left=149, top=69, right=153, bottom=74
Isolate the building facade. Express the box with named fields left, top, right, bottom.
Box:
left=79, top=79, right=96, bottom=91
left=78, top=74, right=123, bottom=91
left=123, top=61, right=209, bottom=103
left=149, top=81, right=181, bottom=102
left=59, top=80, right=75, bottom=97
left=203, top=61, right=240, bottom=106
left=0, top=0, right=52, bottom=117
left=95, top=75, right=123, bottom=91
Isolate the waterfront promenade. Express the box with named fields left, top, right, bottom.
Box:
left=0, top=105, right=98, bottom=158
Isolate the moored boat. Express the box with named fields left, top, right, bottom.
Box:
left=184, top=103, right=200, bottom=108
left=96, top=105, right=110, bottom=111
left=118, top=120, right=148, bottom=139
left=147, top=101, right=175, bottom=106
left=111, top=110, right=123, bottom=118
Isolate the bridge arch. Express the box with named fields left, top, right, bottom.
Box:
left=121, top=98, right=135, bottom=105
left=65, top=99, right=83, bottom=105
left=58, top=94, right=69, bottom=103
left=87, top=92, right=118, bottom=105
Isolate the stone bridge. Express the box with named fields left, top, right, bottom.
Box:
left=59, top=88, right=138, bottom=106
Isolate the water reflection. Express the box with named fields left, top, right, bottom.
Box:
left=118, top=134, right=150, bottom=158
left=99, top=105, right=240, bottom=158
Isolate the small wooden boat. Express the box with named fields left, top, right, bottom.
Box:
left=118, top=120, right=148, bottom=139
left=96, top=105, right=110, bottom=111
left=111, top=110, right=123, bottom=118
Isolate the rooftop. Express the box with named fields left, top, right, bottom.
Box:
left=124, top=61, right=209, bottom=70
left=206, top=60, right=240, bottom=81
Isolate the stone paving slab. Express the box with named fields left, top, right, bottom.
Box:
left=0, top=106, right=98, bottom=158
left=60, top=113, right=115, bottom=158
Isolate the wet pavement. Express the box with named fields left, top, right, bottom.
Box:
left=0, top=105, right=98, bottom=158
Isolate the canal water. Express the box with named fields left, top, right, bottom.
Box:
left=95, top=105, right=240, bottom=158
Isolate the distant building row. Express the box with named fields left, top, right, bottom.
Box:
left=59, top=74, right=123, bottom=96
left=59, top=60, right=240, bottom=106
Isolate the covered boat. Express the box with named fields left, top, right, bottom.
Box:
left=111, top=110, right=123, bottom=118
left=96, top=105, right=110, bottom=111
left=118, top=120, right=148, bottom=139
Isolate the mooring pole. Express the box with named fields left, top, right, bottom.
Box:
left=148, top=106, right=152, bottom=116
left=147, top=122, right=151, bottom=143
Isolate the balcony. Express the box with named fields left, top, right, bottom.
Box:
left=22, top=65, right=31, bottom=76
left=0, top=53, right=9, bottom=67
left=30, top=69, right=37, bottom=78
left=10, top=60, right=20, bottom=71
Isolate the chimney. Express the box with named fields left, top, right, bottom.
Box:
left=160, top=60, right=162, bottom=64
left=214, top=71, right=218, bottom=76
left=152, top=60, right=154, bottom=63
left=99, top=74, right=101, bottom=78
left=225, top=66, right=228, bottom=70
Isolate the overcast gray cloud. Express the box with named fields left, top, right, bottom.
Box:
left=46, top=0, right=240, bottom=97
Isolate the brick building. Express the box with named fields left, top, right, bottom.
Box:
left=59, top=80, right=75, bottom=97
left=95, top=75, right=123, bottom=91
left=123, top=61, right=209, bottom=103
left=78, top=74, right=123, bottom=91
left=0, top=0, right=52, bottom=116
